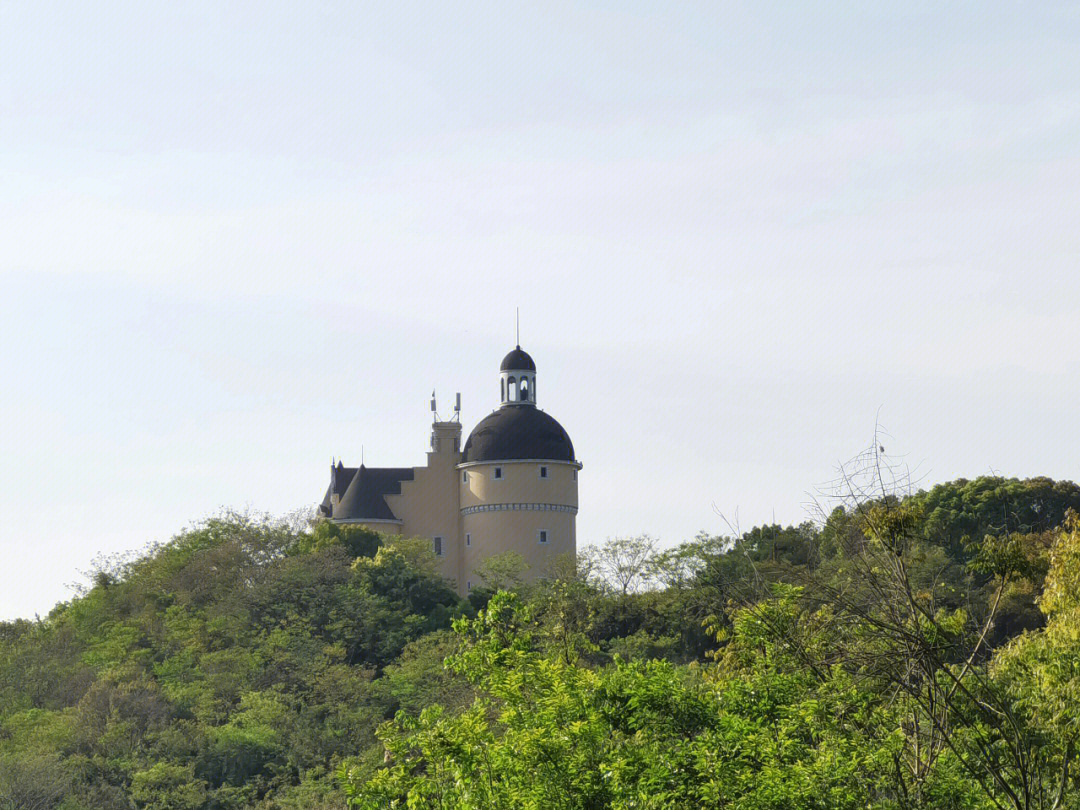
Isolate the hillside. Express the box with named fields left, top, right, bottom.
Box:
left=2, top=476, right=1080, bottom=809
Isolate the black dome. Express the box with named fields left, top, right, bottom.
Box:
left=463, top=406, right=574, bottom=462
left=500, top=346, right=536, bottom=371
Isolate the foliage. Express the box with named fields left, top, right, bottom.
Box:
left=289, top=520, right=381, bottom=559
left=584, top=534, right=660, bottom=594
left=0, top=514, right=469, bottom=809
left=472, top=551, right=529, bottom=593
left=992, top=511, right=1080, bottom=809
left=343, top=476, right=1080, bottom=810
left=344, top=590, right=900, bottom=809
left=3, top=476, right=1080, bottom=808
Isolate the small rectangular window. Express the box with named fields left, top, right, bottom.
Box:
left=433, top=536, right=443, bottom=556
left=573, top=469, right=578, bottom=481
left=467, top=580, right=472, bottom=591
left=493, top=467, right=502, bottom=480
left=539, top=465, right=548, bottom=479
left=462, top=471, right=468, bottom=482
left=465, top=533, right=471, bottom=547
left=538, top=530, right=548, bottom=544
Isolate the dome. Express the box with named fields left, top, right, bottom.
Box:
left=463, top=406, right=574, bottom=463
left=500, top=345, right=536, bottom=371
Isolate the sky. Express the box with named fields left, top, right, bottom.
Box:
left=2, top=1, right=1080, bottom=619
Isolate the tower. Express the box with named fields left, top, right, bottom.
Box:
left=458, top=345, right=580, bottom=590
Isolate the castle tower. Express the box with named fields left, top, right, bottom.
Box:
left=458, top=346, right=580, bottom=592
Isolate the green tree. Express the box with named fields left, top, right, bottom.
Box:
left=993, top=510, right=1080, bottom=810
left=343, top=590, right=908, bottom=809
left=130, top=762, right=209, bottom=810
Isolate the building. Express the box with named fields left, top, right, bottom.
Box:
left=318, top=345, right=580, bottom=594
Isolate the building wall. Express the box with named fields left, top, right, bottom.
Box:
left=384, top=424, right=463, bottom=586
left=458, top=459, right=579, bottom=591
left=459, top=459, right=578, bottom=510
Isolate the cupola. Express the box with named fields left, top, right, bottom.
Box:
left=499, top=345, right=536, bottom=406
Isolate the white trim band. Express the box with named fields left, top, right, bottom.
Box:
left=331, top=518, right=403, bottom=525
left=457, top=459, right=583, bottom=470
left=461, top=502, right=578, bottom=516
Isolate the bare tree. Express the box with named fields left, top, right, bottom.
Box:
left=585, top=534, right=660, bottom=595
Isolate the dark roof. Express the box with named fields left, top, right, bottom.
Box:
left=323, top=464, right=414, bottom=521
left=463, top=406, right=574, bottom=463
left=500, top=345, right=536, bottom=372
left=331, top=463, right=356, bottom=499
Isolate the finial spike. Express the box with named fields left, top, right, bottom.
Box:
left=516, top=307, right=520, bottom=347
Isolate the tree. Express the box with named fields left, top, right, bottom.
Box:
left=992, top=510, right=1080, bottom=810
left=292, top=520, right=383, bottom=559
left=794, top=443, right=1064, bottom=809
left=912, top=478, right=1080, bottom=561
left=585, top=534, right=659, bottom=595
left=130, top=762, right=209, bottom=810
left=474, top=551, right=529, bottom=593
left=0, top=753, right=71, bottom=810
left=646, top=532, right=726, bottom=590
left=342, top=591, right=906, bottom=809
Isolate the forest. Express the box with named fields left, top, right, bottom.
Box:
left=3, top=468, right=1080, bottom=809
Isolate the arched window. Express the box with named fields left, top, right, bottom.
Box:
left=501, top=378, right=505, bottom=402
left=531, top=376, right=536, bottom=401
left=520, top=376, right=529, bottom=402
left=507, top=376, right=517, bottom=401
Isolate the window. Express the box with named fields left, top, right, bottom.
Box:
left=467, top=580, right=472, bottom=591
left=465, top=533, right=471, bottom=547
left=493, top=467, right=502, bottom=480
left=520, top=377, right=530, bottom=401
left=507, top=376, right=517, bottom=401
left=539, top=465, right=548, bottom=479
left=573, top=469, right=578, bottom=481
left=538, top=529, right=548, bottom=544
left=501, top=378, right=505, bottom=402
left=462, top=471, right=468, bottom=483
left=433, top=536, right=443, bottom=557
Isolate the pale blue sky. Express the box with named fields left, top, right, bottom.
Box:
left=2, top=2, right=1079, bottom=619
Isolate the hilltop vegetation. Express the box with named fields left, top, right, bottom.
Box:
left=2, top=475, right=1080, bottom=808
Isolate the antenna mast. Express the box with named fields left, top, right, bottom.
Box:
left=516, top=307, right=519, bottom=346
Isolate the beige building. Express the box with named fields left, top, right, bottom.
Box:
left=319, top=346, right=580, bottom=594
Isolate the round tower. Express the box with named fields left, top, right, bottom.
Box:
left=458, top=346, right=580, bottom=591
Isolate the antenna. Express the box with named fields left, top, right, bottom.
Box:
left=455, top=392, right=461, bottom=412
left=516, top=307, right=520, bottom=346
left=430, top=390, right=436, bottom=413
left=361, top=445, right=365, bottom=466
